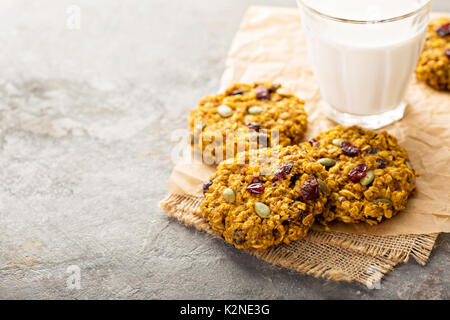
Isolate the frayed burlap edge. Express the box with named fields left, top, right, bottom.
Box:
left=306, top=230, right=438, bottom=266
left=159, top=193, right=438, bottom=284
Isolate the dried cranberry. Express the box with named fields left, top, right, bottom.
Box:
left=203, top=180, right=213, bottom=194
left=255, top=85, right=270, bottom=100
left=246, top=182, right=265, bottom=194
left=376, top=158, right=387, bottom=169
left=274, top=161, right=294, bottom=180
left=341, top=141, right=359, bottom=157
left=366, top=148, right=379, bottom=155
left=445, top=49, right=450, bottom=58
left=436, top=23, right=450, bottom=37
left=301, top=176, right=319, bottom=200
left=245, top=122, right=261, bottom=131
left=348, top=164, right=368, bottom=183
left=231, top=89, right=246, bottom=95
left=308, top=138, right=319, bottom=146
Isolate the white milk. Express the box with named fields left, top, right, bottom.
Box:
left=300, top=0, right=430, bottom=120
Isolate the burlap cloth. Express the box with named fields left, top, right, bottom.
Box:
left=160, top=7, right=450, bottom=285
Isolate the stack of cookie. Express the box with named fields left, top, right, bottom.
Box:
left=416, top=16, right=450, bottom=91
left=188, top=82, right=308, bottom=164
left=188, top=83, right=418, bottom=250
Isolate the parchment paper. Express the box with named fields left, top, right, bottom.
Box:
left=167, top=6, right=450, bottom=236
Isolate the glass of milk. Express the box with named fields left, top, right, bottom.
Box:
left=297, top=0, right=432, bottom=129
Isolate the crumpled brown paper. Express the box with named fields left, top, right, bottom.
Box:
left=167, top=6, right=450, bottom=236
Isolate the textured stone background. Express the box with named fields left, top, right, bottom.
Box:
left=0, top=0, right=449, bottom=299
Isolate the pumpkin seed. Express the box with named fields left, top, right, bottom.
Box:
left=223, top=188, right=235, bottom=203
left=360, top=170, right=374, bottom=186
left=247, top=106, right=262, bottom=115
left=405, top=161, right=413, bottom=170
left=217, top=105, right=233, bottom=118
left=375, top=198, right=393, bottom=207
left=317, top=157, right=336, bottom=167
left=332, top=139, right=345, bottom=146
left=317, top=179, right=327, bottom=194
left=255, top=202, right=271, bottom=218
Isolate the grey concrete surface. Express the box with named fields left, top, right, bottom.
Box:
left=0, top=0, right=449, bottom=300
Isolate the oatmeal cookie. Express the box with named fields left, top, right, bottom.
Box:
left=201, top=145, right=332, bottom=250
left=415, top=17, right=450, bottom=91
left=188, top=83, right=307, bottom=164
left=302, top=125, right=417, bottom=225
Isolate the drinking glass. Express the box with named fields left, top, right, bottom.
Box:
left=297, top=0, right=432, bottom=129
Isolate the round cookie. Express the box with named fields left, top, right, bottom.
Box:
left=188, top=82, right=308, bottom=164
left=415, top=16, right=450, bottom=91
left=301, top=125, right=417, bottom=225
left=201, top=145, right=332, bottom=250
